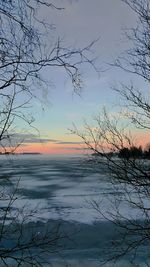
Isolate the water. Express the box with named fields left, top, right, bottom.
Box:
left=0, top=154, right=149, bottom=266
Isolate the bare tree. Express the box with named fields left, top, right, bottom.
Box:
left=0, top=1, right=97, bottom=266
left=73, top=0, right=150, bottom=265
left=1, top=0, right=96, bottom=93
left=0, top=183, right=67, bottom=267
left=0, top=0, right=97, bottom=149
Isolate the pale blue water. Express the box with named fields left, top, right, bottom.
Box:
left=0, top=154, right=149, bottom=266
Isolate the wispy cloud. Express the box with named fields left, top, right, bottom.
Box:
left=1, top=133, right=59, bottom=147
left=12, top=133, right=59, bottom=144
left=61, top=146, right=88, bottom=151
left=23, top=138, right=57, bottom=144
left=56, top=141, right=85, bottom=145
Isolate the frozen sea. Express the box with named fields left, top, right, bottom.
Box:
left=0, top=154, right=149, bottom=267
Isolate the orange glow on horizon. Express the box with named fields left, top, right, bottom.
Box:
left=1, top=131, right=149, bottom=155
left=15, top=142, right=85, bottom=154
left=131, top=131, right=150, bottom=148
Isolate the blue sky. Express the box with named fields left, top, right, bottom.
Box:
left=14, top=0, right=148, bottom=153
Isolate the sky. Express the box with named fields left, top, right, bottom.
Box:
left=12, top=0, right=149, bottom=154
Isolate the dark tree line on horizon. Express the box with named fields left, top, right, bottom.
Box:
left=118, top=144, right=150, bottom=159
left=98, top=144, right=150, bottom=159
left=92, top=143, right=150, bottom=159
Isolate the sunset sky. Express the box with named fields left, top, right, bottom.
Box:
left=14, top=0, right=149, bottom=154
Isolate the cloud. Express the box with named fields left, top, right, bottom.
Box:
left=61, top=146, right=88, bottom=150
left=23, top=138, right=57, bottom=144
left=14, top=134, right=58, bottom=144
left=56, top=141, right=85, bottom=145
left=0, top=133, right=85, bottom=150
left=1, top=133, right=59, bottom=147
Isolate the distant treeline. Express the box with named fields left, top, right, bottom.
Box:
left=92, top=145, right=150, bottom=159
left=118, top=146, right=150, bottom=159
